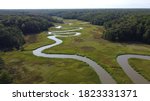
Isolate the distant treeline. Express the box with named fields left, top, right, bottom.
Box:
left=0, top=14, right=63, bottom=51
left=0, top=9, right=150, bottom=52
left=46, top=9, right=150, bottom=44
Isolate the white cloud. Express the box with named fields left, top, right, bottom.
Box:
left=0, top=0, right=149, bottom=9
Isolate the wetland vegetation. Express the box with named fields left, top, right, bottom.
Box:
left=0, top=9, right=150, bottom=84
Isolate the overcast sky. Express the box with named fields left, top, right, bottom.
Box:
left=0, top=0, right=149, bottom=9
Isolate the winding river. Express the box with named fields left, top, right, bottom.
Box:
left=33, top=23, right=150, bottom=84
left=117, top=55, right=150, bottom=84
left=33, top=25, right=116, bottom=84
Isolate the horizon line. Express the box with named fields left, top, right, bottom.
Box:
left=0, top=8, right=150, bottom=10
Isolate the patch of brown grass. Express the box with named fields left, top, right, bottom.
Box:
left=24, top=34, right=37, bottom=44
left=74, top=38, right=84, bottom=43
left=80, top=46, right=95, bottom=52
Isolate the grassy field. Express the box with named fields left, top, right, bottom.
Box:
left=1, top=19, right=150, bottom=84
left=1, top=30, right=100, bottom=84
left=129, top=58, right=150, bottom=81
left=44, top=19, right=150, bottom=83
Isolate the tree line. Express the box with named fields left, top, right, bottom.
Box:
left=47, top=9, right=150, bottom=44
left=1, top=9, right=149, bottom=44
left=103, top=14, right=150, bottom=43
left=0, top=14, right=63, bottom=51
left=0, top=13, right=64, bottom=83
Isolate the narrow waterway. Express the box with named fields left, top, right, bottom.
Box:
left=33, top=26, right=116, bottom=84
left=33, top=23, right=150, bottom=84
left=117, top=55, right=150, bottom=84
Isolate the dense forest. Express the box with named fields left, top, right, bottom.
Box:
left=45, top=9, right=150, bottom=44
left=0, top=13, right=63, bottom=51
left=0, top=12, right=64, bottom=83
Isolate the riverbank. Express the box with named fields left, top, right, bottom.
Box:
left=0, top=20, right=101, bottom=84
left=44, top=19, right=150, bottom=83
left=1, top=19, right=150, bottom=83
left=33, top=25, right=115, bottom=84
